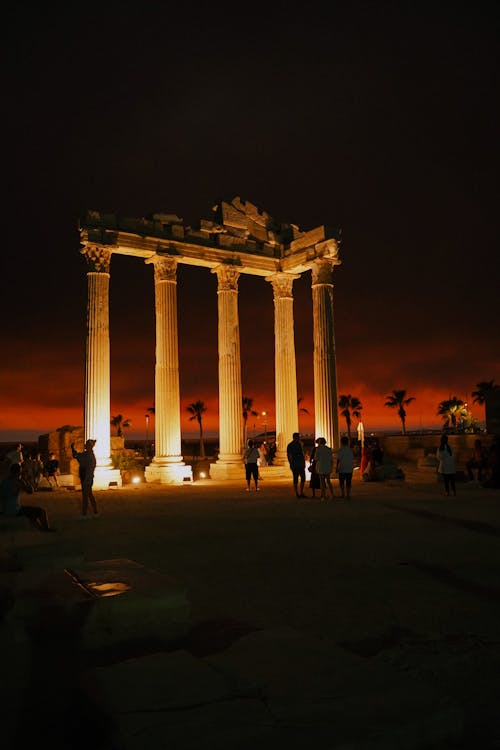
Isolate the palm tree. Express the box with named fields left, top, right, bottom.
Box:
left=187, top=400, right=207, bottom=458
left=110, top=414, right=131, bottom=438
left=384, top=390, right=415, bottom=435
left=472, top=380, right=499, bottom=407
left=338, top=394, right=363, bottom=441
left=437, top=397, right=467, bottom=433
left=242, top=396, right=258, bottom=447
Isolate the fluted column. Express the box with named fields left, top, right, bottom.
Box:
left=145, top=255, right=191, bottom=483
left=210, top=264, right=243, bottom=479
left=312, top=258, right=341, bottom=449
left=81, top=244, right=121, bottom=488
left=266, top=273, right=300, bottom=465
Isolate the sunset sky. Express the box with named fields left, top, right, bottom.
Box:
left=3, top=3, right=499, bottom=442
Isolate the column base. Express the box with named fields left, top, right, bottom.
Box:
left=259, top=464, right=290, bottom=479
left=94, top=467, right=122, bottom=490
left=209, top=461, right=245, bottom=481
left=145, top=462, right=193, bottom=484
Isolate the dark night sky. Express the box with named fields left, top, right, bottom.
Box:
left=2, top=1, right=499, bottom=440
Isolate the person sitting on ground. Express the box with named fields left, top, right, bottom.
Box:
left=6, top=443, right=24, bottom=467
left=371, top=441, right=384, bottom=466
left=21, top=453, right=37, bottom=491
left=33, top=452, right=44, bottom=491
left=44, top=452, right=60, bottom=488
left=466, top=439, right=488, bottom=482
left=0, top=463, right=54, bottom=531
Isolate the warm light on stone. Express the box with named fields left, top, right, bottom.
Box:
left=79, top=198, right=342, bottom=482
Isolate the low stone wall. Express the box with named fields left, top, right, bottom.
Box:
left=38, top=429, right=125, bottom=473
left=380, top=434, right=494, bottom=469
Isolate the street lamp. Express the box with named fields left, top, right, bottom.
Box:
left=145, top=413, right=150, bottom=458
left=262, top=411, right=267, bottom=443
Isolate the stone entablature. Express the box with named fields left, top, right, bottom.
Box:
left=80, top=197, right=341, bottom=277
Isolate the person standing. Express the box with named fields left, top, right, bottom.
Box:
left=71, top=439, right=99, bottom=517
left=307, top=445, right=321, bottom=498
left=0, top=463, right=54, bottom=531
left=315, top=437, right=335, bottom=499
left=286, top=432, right=306, bottom=498
left=258, top=441, right=268, bottom=467
left=336, top=436, right=355, bottom=499
left=437, top=434, right=456, bottom=496
left=243, top=439, right=260, bottom=492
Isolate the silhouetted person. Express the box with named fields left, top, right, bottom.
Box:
left=336, top=435, right=355, bottom=499
left=437, top=433, right=456, bottom=496
left=307, top=445, right=321, bottom=498
left=287, top=432, right=306, bottom=498
left=267, top=439, right=277, bottom=466
left=0, top=463, right=53, bottom=531
left=315, top=437, right=335, bottom=499
left=71, top=439, right=99, bottom=518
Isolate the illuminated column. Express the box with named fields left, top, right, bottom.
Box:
left=81, top=245, right=121, bottom=488
left=210, top=264, right=243, bottom=480
left=266, top=272, right=300, bottom=465
left=145, top=256, right=192, bottom=483
left=312, top=258, right=341, bottom=449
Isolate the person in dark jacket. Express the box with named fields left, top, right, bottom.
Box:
left=71, top=439, right=99, bottom=518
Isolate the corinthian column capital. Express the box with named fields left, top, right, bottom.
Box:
left=311, top=258, right=337, bottom=286
left=212, top=264, right=240, bottom=291
left=146, top=255, right=178, bottom=283
left=265, top=272, right=300, bottom=299
left=80, top=244, right=112, bottom=273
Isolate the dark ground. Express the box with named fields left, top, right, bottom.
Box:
left=1, top=466, right=500, bottom=748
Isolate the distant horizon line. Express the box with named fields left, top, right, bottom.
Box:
left=0, top=421, right=477, bottom=444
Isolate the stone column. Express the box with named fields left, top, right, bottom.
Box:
left=312, top=258, right=341, bottom=449
left=145, top=256, right=192, bottom=483
left=210, top=264, right=243, bottom=480
left=81, top=245, right=121, bottom=488
left=266, top=272, right=300, bottom=466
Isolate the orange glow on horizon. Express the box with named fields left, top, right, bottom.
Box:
left=0, top=386, right=487, bottom=443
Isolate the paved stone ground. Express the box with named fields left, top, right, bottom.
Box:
left=1, top=465, right=500, bottom=748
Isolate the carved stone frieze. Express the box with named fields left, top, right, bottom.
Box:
left=80, top=245, right=112, bottom=273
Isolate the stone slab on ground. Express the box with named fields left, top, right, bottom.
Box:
left=81, top=627, right=463, bottom=750
left=67, top=558, right=192, bottom=651
left=4, top=558, right=191, bottom=654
